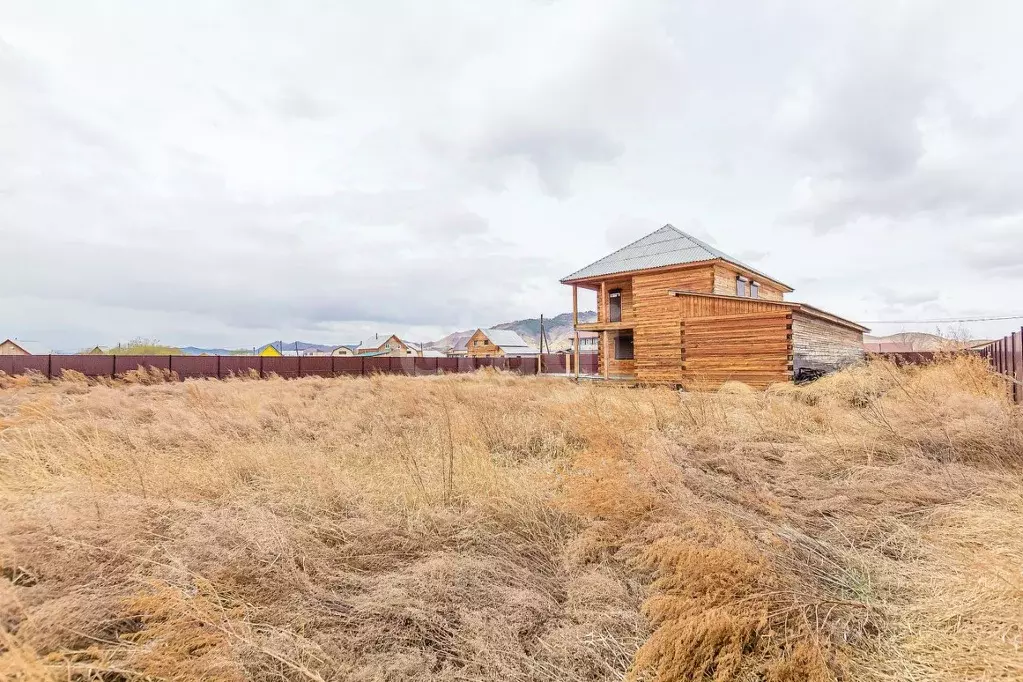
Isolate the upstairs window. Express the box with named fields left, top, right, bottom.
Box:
left=736, top=276, right=748, bottom=297
left=609, top=288, right=622, bottom=322
left=750, top=281, right=760, bottom=299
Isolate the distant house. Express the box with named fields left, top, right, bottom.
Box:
left=446, top=338, right=469, bottom=357
left=85, top=346, right=108, bottom=355
left=421, top=349, right=447, bottom=358
left=356, top=334, right=420, bottom=357
left=256, top=343, right=283, bottom=357
left=330, top=345, right=357, bottom=357
left=465, top=329, right=540, bottom=358
left=0, top=339, right=52, bottom=355
left=561, top=223, right=868, bottom=386
left=299, top=346, right=337, bottom=356
left=570, top=331, right=599, bottom=354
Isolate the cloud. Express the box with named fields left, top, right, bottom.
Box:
left=777, top=4, right=1023, bottom=232
left=2, top=0, right=1022, bottom=348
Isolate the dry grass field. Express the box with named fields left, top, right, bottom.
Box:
left=1, top=357, right=1021, bottom=681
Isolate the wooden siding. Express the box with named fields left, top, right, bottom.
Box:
left=792, top=312, right=864, bottom=373
left=597, top=332, right=636, bottom=377
left=465, top=329, right=505, bottom=358
left=631, top=267, right=715, bottom=382
left=675, top=293, right=792, bottom=318
left=681, top=310, right=793, bottom=388
left=597, top=277, right=635, bottom=325
left=712, top=264, right=785, bottom=301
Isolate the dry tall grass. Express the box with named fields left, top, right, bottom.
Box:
left=0, top=357, right=1020, bottom=681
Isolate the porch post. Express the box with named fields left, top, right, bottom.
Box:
left=573, top=285, right=580, bottom=378
left=603, top=330, right=609, bottom=379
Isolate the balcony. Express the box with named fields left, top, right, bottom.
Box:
left=575, top=321, right=633, bottom=332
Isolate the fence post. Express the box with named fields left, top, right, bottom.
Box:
left=361, top=355, right=366, bottom=377
left=259, top=355, right=264, bottom=379
left=297, top=354, right=302, bottom=379
left=47, top=354, right=52, bottom=380
left=111, top=355, right=116, bottom=379
left=1015, top=330, right=1022, bottom=404
left=217, top=354, right=222, bottom=379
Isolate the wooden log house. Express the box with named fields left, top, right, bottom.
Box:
left=561, top=224, right=868, bottom=388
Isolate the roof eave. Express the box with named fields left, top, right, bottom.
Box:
left=562, top=257, right=794, bottom=292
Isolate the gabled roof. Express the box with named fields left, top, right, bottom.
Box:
left=1, top=339, right=52, bottom=355
left=479, top=328, right=540, bottom=355
left=356, top=334, right=402, bottom=351
left=561, top=224, right=791, bottom=290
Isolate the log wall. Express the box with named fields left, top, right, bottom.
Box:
left=712, top=264, right=785, bottom=301
left=632, top=267, right=716, bottom=382
left=596, top=277, right=635, bottom=325
left=465, top=330, right=505, bottom=358
left=791, top=312, right=864, bottom=373
left=681, top=310, right=793, bottom=388
left=597, top=332, right=637, bottom=377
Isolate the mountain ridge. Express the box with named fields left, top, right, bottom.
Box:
left=427, top=311, right=597, bottom=351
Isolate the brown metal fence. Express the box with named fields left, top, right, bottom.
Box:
left=979, top=327, right=1023, bottom=404
left=0, top=353, right=600, bottom=381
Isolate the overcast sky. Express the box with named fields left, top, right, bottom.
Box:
left=2, top=1, right=1022, bottom=350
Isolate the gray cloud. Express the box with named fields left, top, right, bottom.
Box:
left=2, top=1, right=1022, bottom=348
left=777, top=4, right=1023, bottom=232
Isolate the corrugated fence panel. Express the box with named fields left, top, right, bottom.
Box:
left=364, top=357, right=392, bottom=375
left=300, top=356, right=333, bottom=377
left=219, top=356, right=261, bottom=377
left=171, top=356, right=219, bottom=379
left=0, top=352, right=616, bottom=381
left=333, top=357, right=364, bottom=376
left=581, top=354, right=599, bottom=374
left=114, top=355, right=171, bottom=375
left=12, top=356, right=49, bottom=375
left=52, top=355, right=115, bottom=376
left=542, top=354, right=567, bottom=373
left=1010, top=331, right=1018, bottom=404
left=262, top=356, right=299, bottom=378
left=437, top=358, right=459, bottom=373
left=391, top=357, right=416, bottom=375
left=414, top=357, right=441, bottom=375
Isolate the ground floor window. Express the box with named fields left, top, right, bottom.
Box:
left=615, top=332, right=634, bottom=360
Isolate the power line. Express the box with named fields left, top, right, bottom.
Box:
left=859, top=313, right=1023, bottom=324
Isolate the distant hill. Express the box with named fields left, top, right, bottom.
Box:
left=179, top=341, right=340, bottom=356
left=179, top=346, right=243, bottom=356
left=864, top=332, right=991, bottom=352
left=428, top=311, right=597, bottom=352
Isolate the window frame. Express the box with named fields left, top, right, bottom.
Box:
left=614, top=332, right=634, bottom=360
left=608, top=288, right=622, bottom=323
left=750, top=281, right=760, bottom=299
left=736, top=275, right=749, bottom=297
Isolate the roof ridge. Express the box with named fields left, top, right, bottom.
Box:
left=561, top=222, right=791, bottom=290
left=560, top=224, right=676, bottom=282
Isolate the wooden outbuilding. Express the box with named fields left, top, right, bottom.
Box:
left=356, top=334, right=420, bottom=357
left=561, top=224, right=868, bottom=387
left=465, top=329, right=540, bottom=358
left=0, top=339, right=52, bottom=356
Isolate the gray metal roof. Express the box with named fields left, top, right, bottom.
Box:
left=561, top=224, right=788, bottom=288
left=356, top=334, right=401, bottom=351
left=2, top=339, right=52, bottom=355
left=481, top=328, right=540, bottom=355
